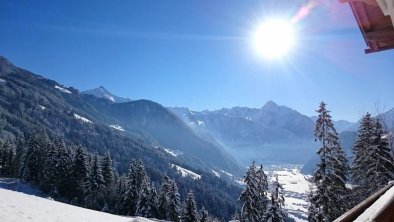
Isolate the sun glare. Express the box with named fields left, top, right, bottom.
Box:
left=252, top=19, right=296, bottom=59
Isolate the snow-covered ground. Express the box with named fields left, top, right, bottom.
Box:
left=0, top=178, right=165, bottom=222
left=74, top=113, right=93, bottom=124
left=265, top=165, right=311, bottom=222
left=109, top=124, right=125, bottom=131
left=171, top=164, right=201, bottom=180
left=55, top=85, right=72, bottom=94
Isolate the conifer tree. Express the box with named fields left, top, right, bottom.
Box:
left=168, top=181, right=181, bottom=222
left=124, top=160, right=148, bottom=215
left=136, top=176, right=156, bottom=217
left=182, top=191, right=199, bottom=222
left=89, top=153, right=104, bottom=191
left=351, top=113, right=374, bottom=202
left=264, top=176, right=287, bottom=222
left=13, top=133, right=25, bottom=178
left=101, top=152, right=113, bottom=187
left=52, top=138, right=73, bottom=198
left=256, top=164, right=269, bottom=217
left=71, top=145, right=90, bottom=205
left=157, top=175, right=172, bottom=220
left=199, top=207, right=208, bottom=222
left=367, top=118, right=394, bottom=194
left=308, top=102, right=348, bottom=221
left=240, top=162, right=259, bottom=222
left=23, top=133, right=47, bottom=184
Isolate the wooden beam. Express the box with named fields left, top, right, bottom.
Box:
left=365, top=28, right=394, bottom=41
left=339, top=0, right=378, bottom=6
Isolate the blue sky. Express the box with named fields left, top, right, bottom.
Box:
left=1, top=0, right=393, bottom=121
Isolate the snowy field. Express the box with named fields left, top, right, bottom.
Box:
left=0, top=178, right=165, bottom=222
left=265, top=165, right=311, bottom=222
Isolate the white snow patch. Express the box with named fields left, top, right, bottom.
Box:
left=171, top=164, right=201, bottom=180
left=109, top=125, right=124, bottom=132
left=74, top=113, right=93, bottom=124
left=221, top=170, right=233, bottom=177
left=236, top=179, right=245, bottom=185
left=38, top=105, right=46, bottom=110
left=164, top=148, right=182, bottom=157
left=104, top=94, right=115, bottom=102
left=0, top=79, right=6, bottom=83
left=354, top=185, right=394, bottom=222
left=55, top=85, right=72, bottom=94
left=211, top=170, right=220, bottom=177
left=197, top=120, right=205, bottom=126
left=0, top=181, right=165, bottom=222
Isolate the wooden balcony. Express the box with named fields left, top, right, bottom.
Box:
left=334, top=182, right=394, bottom=222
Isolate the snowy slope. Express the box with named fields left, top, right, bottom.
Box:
left=0, top=178, right=165, bottom=222
left=266, top=165, right=311, bottom=222
left=171, top=164, right=201, bottom=179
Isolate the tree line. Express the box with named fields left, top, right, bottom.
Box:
left=308, top=102, right=394, bottom=221
left=0, top=132, right=220, bottom=222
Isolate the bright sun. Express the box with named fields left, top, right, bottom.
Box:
left=252, top=19, right=296, bottom=59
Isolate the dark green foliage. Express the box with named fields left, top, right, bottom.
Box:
left=169, top=181, right=181, bottom=222
left=239, top=162, right=269, bottom=222
left=157, top=175, right=172, bottom=220
left=101, top=152, right=113, bottom=186
left=264, top=176, right=287, bottom=222
left=71, top=145, right=90, bottom=204
left=351, top=115, right=394, bottom=206
left=182, top=191, right=199, bottom=222
left=199, top=207, right=208, bottom=222
left=308, top=102, right=348, bottom=221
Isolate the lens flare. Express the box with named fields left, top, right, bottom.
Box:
left=291, top=0, right=318, bottom=24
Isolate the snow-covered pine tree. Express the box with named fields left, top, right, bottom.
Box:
left=124, top=159, right=148, bottom=215
left=135, top=176, right=156, bottom=217
left=101, top=152, right=113, bottom=187
left=239, top=161, right=260, bottom=222
left=181, top=191, right=199, bottom=222
left=168, top=181, right=181, bottom=222
left=22, top=133, right=47, bottom=184
left=199, top=207, right=208, bottom=222
left=89, top=153, right=105, bottom=192
left=52, top=138, right=73, bottom=198
left=351, top=113, right=374, bottom=203
left=0, top=141, right=14, bottom=177
left=308, top=102, right=348, bottom=221
left=157, top=175, right=172, bottom=220
left=86, top=153, right=105, bottom=209
left=367, top=118, right=394, bottom=193
left=71, top=145, right=90, bottom=205
left=264, top=176, right=287, bottom=222
left=256, top=164, right=269, bottom=217
left=13, top=133, right=25, bottom=178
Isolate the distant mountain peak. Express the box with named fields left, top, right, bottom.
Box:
left=82, top=86, right=131, bottom=103
left=262, top=100, right=280, bottom=110
left=0, top=56, right=19, bottom=74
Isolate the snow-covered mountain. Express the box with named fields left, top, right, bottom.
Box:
left=82, top=86, right=131, bottom=103
left=310, top=116, right=355, bottom=133
left=170, top=101, right=318, bottom=166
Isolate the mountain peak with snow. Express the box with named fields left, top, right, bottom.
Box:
left=82, top=86, right=131, bottom=103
